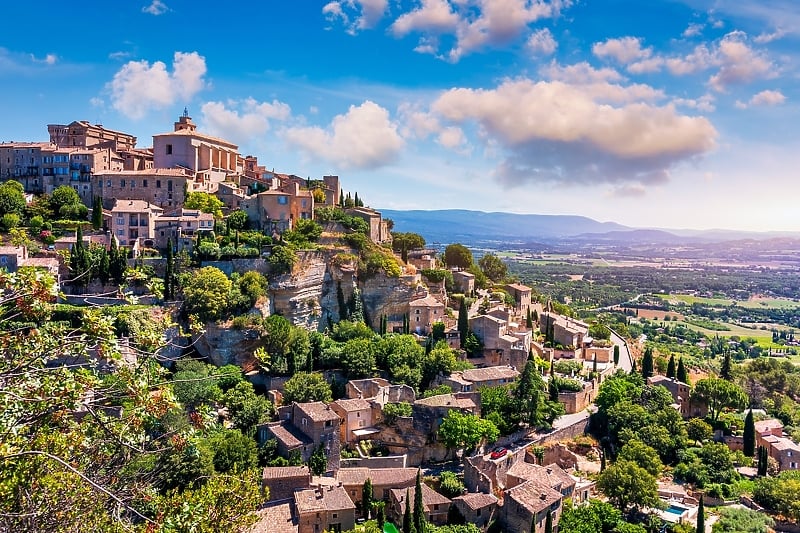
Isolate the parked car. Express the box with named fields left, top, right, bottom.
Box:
left=490, top=447, right=507, bottom=459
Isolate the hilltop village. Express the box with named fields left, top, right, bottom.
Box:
left=1, top=117, right=798, bottom=533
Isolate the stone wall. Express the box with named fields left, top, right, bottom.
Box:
left=270, top=251, right=328, bottom=330
left=340, top=455, right=407, bottom=469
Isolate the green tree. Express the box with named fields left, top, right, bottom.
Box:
left=392, top=232, right=426, bottom=263
left=268, top=243, right=297, bottom=275
left=164, top=238, right=175, bottom=299
left=597, top=459, right=659, bottom=513
left=341, top=337, right=376, bottom=378
left=754, top=470, right=800, bottom=521
left=696, top=495, right=704, bottom=533
left=544, top=509, right=553, bottom=533
left=222, top=381, right=273, bottom=431
left=237, top=271, right=268, bottom=308
left=691, top=378, right=748, bottom=422
left=743, top=409, right=756, bottom=457
left=363, top=478, right=373, bottom=519
left=308, top=444, right=327, bottom=476
left=282, top=372, right=333, bottom=404
left=712, top=506, right=773, bottom=533
left=173, top=359, right=223, bottom=408
left=666, top=354, right=676, bottom=379
left=422, top=341, right=458, bottom=391
left=438, top=471, right=465, bottom=498
left=720, top=351, right=732, bottom=381
left=617, top=440, right=662, bottom=477
left=514, top=359, right=546, bottom=427
left=478, top=253, right=507, bottom=282
left=438, top=410, right=499, bottom=453
left=207, top=429, right=258, bottom=473
left=677, top=357, right=688, bottom=384
left=614, top=345, right=620, bottom=366
left=403, top=488, right=412, bottom=533
left=183, top=266, right=232, bottom=321
left=559, top=499, right=622, bottom=533
left=414, top=470, right=425, bottom=533
left=444, top=243, right=473, bottom=270
left=687, top=418, right=713, bottom=445
left=185, top=191, right=224, bottom=218
left=0, top=180, right=25, bottom=216
left=91, top=195, right=103, bottom=230
left=227, top=209, right=248, bottom=231
left=641, top=346, right=654, bottom=379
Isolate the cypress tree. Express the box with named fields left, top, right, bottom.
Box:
left=720, top=351, right=732, bottom=381
left=549, top=359, right=555, bottom=377
left=165, top=238, right=174, bottom=300
left=641, top=346, right=654, bottom=379
left=677, top=357, right=688, bottom=384
left=376, top=502, right=385, bottom=529
left=548, top=375, right=559, bottom=402
left=696, top=495, right=705, bottom=533
left=91, top=195, right=103, bottom=230
left=413, top=470, right=424, bottom=533
left=666, top=354, right=676, bottom=379
left=526, top=308, right=533, bottom=329
left=339, top=190, right=344, bottom=207
left=362, top=478, right=373, bottom=519
left=743, top=409, right=755, bottom=457
left=600, top=448, right=606, bottom=471
left=98, top=247, right=110, bottom=285
left=532, top=309, right=538, bottom=323
left=757, top=446, right=768, bottom=476
left=544, top=509, right=553, bottom=533
left=458, top=297, right=469, bottom=346
left=592, top=355, right=598, bottom=374
left=403, top=488, right=412, bottom=533
left=613, top=345, right=620, bottom=366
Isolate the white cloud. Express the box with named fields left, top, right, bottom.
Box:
left=109, top=51, right=133, bottom=61
left=735, top=89, right=786, bottom=109
left=754, top=28, right=787, bottom=44
left=526, top=28, right=557, bottom=56
left=709, top=31, right=774, bottom=91
left=391, top=0, right=459, bottom=36
left=323, top=0, right=388, bottom=35
left=431, top=78, right=717, bottom=187
left=592, top=36, right=651, bottom=64
left=284, top=101, right=404, bottom=169
left=142, top=0, right=169, bottom=15
left=398, top=103, right=441, bottom=139
left=627, top=57, right=664, bottom=74
left=30, top=53, right=57, bottom=65
left=201, top=98, right=291, bottom=143
left=683, top=23, right=705, bottom=38
left=437, top=126, right=467, bottom=149
left=665, top=44, right=715, bottom=76
left=673, top=93, right=716, bottom=113
left=542, top=61, right=622, bottom=84
left=108, top=51, right=207, bottom=120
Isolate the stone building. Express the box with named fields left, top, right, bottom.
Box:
left=451, top=493, right=498, bottom=531
left=47, top=121, right=136, bottom=152
left=262, top=466, right=311, bottom=501
left=409, top=294, right=446, bottom=336
left=439, top=366, right=520, bottom=393
left=294, top=484, right=355, bottom=533
left=268, top=402, right=341, bottom=473
left=330, top=398, right=378, bottom=445
left=335, top=467, right=418, bottom=510
left=93, top=168, right=192, bottom=210
left=389, top=484, right=451, bottom=526
left=500, top=479, right=562, bottom=533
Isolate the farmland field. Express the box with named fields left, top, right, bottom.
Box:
left=656, top=293, right=800, bottom=310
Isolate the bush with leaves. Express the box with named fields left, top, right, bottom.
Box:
left=222, top=381, right=274, bottom=431
left=182, top=266, right=232, bottom=321
left=438, top=471, right=466, bottom=498
left=282, top=372, right=333, bottom=404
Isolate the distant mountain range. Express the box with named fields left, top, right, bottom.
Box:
left=379, top=209, right=800, bottom=246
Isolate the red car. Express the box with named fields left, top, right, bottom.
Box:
left=490, top=447, right=508, bottom=459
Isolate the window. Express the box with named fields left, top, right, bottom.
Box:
left=130, top=180, right=135, bottom=188
left=156, top=180, right=161, bottom=188
left=476, top=509, right=481, bottom=517
left=143, top=179, right=148, bottom=187
left=415, top=317, right=420, bottom=322
left=117, top=229, right=124, bottom=236
left=433, top=505, right=439, bottom=511
left=116, top=217, right=124, bottom=226
left=166, top=144, right=172, bottom=155
left=107, top=180, right=111, bottom=187
left=277, top=196, right=288, bottom=205
left=415, top=309, right=420, bottom=315
left=120, top=180, right=125, bottom=187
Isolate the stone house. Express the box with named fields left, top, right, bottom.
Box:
left=501, top=479, right=562, bottom=533
left=250, top=500, right=298, bottom=533
left=469, top=314, right=530, bottom=370
left=93, top=168, right=192, bottom=210
left=345, top=378, right=416, bottom=407
left=262, top=466, right=311, bottom=501
left=440, top=366, right=520, bottom=393
left=0, top=245, right=26, bottom=272
left=294, top=484, right=356, bottom=533
left=389, top=484, right=451, bottom=526
left=453, top=270, right=475, bottom=294
left=330, top=398, right=378, bottom=445
left=153, top=208, right=214, bottom=250
left=110, top=199, right=162, bottom=247
left=755, top=419, right=800, bottom=471
left=506, top=462, right=576, bottom=500
left=267, top=402, right=341, bottom=473
left=409, top=294, right=446, bottom=336
left=335, top=467, right=418, bottom=510
left=557, top=379, right=599, bottom=414
left=540, top=312, right=588, bottom=350
left=48, top=120, right=136, bottom=152
left=412, top=393, right=480, bottom=438
left=505, top=283, right=532, bottom=315
left=345, top=206, right=390, bottom=244
left=451, top=493, right=498, bottom=530
left=648, top=375, right=707, bottom=419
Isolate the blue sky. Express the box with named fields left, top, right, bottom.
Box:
left=1, top=0, right=798, bottom=232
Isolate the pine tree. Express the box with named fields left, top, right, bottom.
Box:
left=641, top=346, right=654, bottom=379
left=677, top=357, right=688, bottom=384
left=544, top=509, right=553, bottom=533
left=91, top=195, right=103, bottom=230
left=666, top=354, right=676, bottom=379
left=413, top=470, right=424, bottom=533
left=696, top=495, right=705, bottom=533
left=403, top=488, right=412, bottom=533
left=532, top=309, right=538, bottom=323
left=720, top=351, right=732, bottom=381
left=743, top=409, right=755, bottom=457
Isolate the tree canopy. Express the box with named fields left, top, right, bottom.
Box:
left=444, top=243, right=473, bottom=270
left=478, top=253, right=507, bottom=282
left=282, top=372, right=333, bottom=404
left=691, top=378, right=748, bottom=422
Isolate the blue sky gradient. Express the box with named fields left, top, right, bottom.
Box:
left=1, top=0, right=798, bottom=231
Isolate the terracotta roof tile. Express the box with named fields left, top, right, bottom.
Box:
left=452, top=492, right=498, bottom=510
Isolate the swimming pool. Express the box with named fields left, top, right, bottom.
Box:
left=665, top=504, right=688, bottom=516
